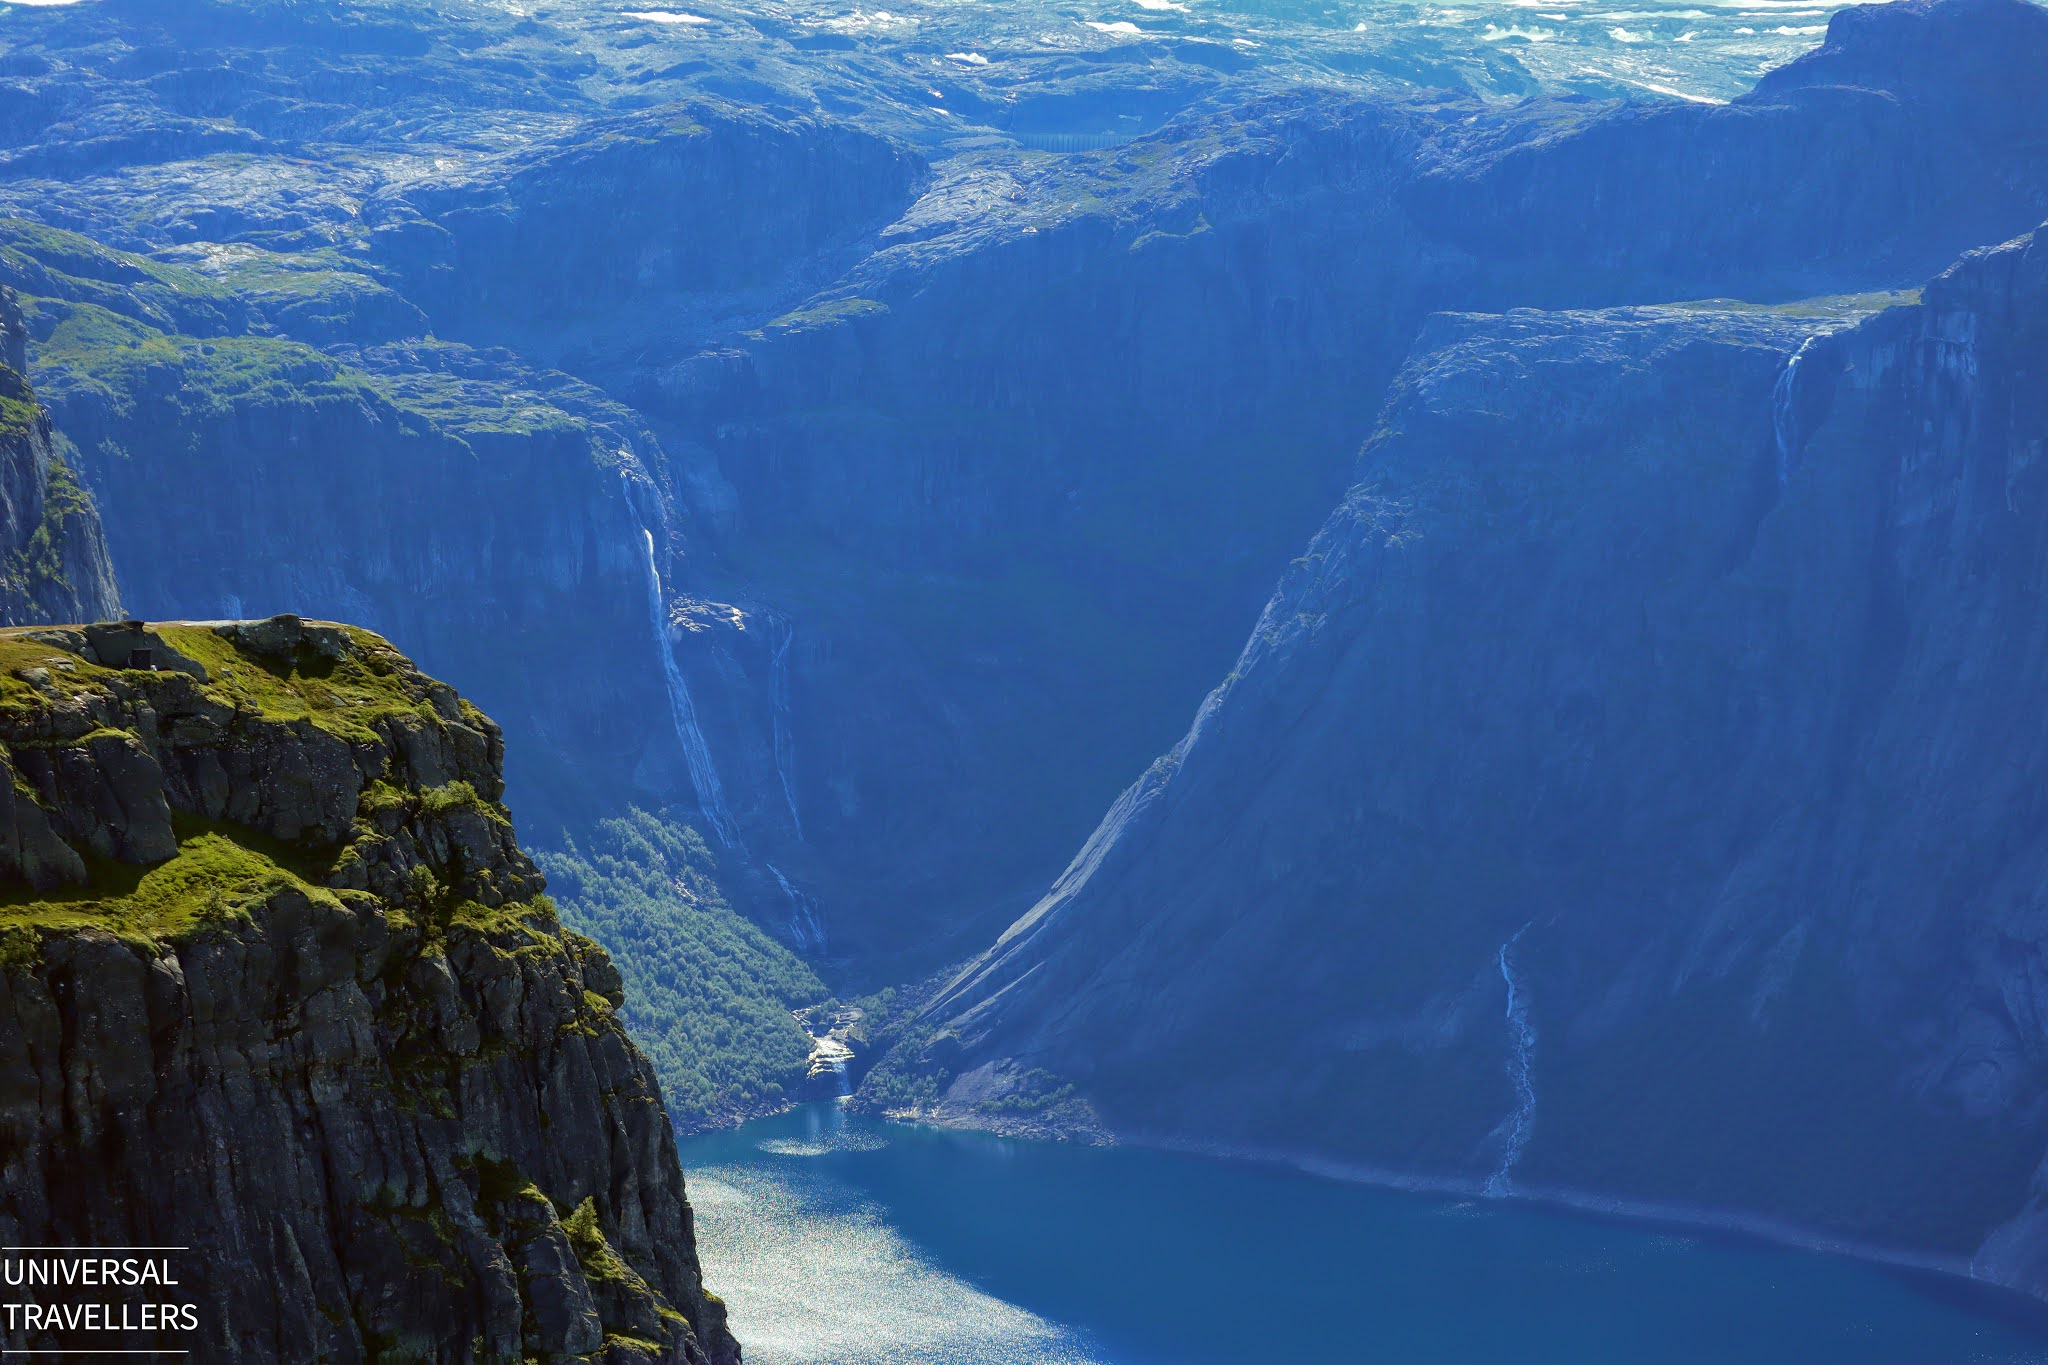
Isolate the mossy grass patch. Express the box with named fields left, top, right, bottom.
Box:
left=0, top=812, right=347, bottom=942
left=0, top=622, right=445, bottom=746
left=157, top=624, right=441, bottom=744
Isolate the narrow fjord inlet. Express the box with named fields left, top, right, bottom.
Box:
left=3, top=0, right=2048, bottom=1359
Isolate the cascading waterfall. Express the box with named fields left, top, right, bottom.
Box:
left=802, top=1015, right=855, bottom=1098
left=796, top=1004, right=856, bottom=1099
left=620, top=470, right=740, bottom=848
left=617, top=468, right=828, bottom=953
left=768, top=862, right=826, bottom=953
left=1486, top=922, right=1537, bottom=1197
left=826, top=1041, right=852, bottom=1098
left=765, top=610, right=804, bottom=839
left=1772, top=335, right=1820, bottom=485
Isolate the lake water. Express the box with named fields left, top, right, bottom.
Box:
left=677, top=1103, right=2048, bottom=1365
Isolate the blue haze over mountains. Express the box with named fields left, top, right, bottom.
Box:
left=6, top=0, right=2048, bottom=1321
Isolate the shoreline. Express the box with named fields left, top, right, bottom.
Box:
left=1130, top=1127, right=2048, bottom=1322
left=877, top=1101, right=2048, bottom=1325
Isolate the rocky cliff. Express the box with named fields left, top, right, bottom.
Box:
left=0, top=283, right=116, bottom=627
left=0, top=616, right=739, bottom=1364
left=894, top=220, right=2048, bottom=1298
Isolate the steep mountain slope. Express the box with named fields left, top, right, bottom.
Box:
left=0, top=283, right=115, bottom=625
left=894, top=223, right=2048, bottom=1294
left=3, top=0, right=2044, bottom=993
left=0, top=616, right=739, bottom=1364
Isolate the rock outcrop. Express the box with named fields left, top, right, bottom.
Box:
left=896, top=221, right=2048, bottom=1299
left=0, top=616, right=739, bottom=1364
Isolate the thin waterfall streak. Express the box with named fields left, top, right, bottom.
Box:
left=768, top=612, right=804, bottom=840
left=768, top=861, right=825, bottom=954
left=1486, top=921, right=1537, bottom=1197
left=1773, top=335, right=1819, bottom=486
left=622, top=472, right=739, bottom=847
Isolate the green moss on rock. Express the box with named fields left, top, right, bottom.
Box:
left=0, top=614, right=540, bottom=931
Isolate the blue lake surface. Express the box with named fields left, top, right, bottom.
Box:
left=677, top=1103, right=2048, bottom=1365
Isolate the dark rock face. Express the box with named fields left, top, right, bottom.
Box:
left=0, top=284, right=117, bottom=626
left=900, top=222, right=2048, bottom=1296
left=0, top=619, right=739, bottom=1365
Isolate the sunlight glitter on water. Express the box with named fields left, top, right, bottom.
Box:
left=687, top=1164, right=1109, bottom=1365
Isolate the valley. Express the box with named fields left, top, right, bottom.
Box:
left=6, top=0, right=2048, bottom=1356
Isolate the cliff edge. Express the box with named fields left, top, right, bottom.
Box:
left=0, top=284, right=117, bottom=627
left=0, top=615, right=740, bottom=1365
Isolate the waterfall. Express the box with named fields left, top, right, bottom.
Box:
left=621, top=472, right=739, bottom=848
left=765, top=610, right=804, bottom=839
left=1772, top=335, right=1819, bottom=486
left=768, top=861, right=826, bottom=953
left=616, top=469, right=831, bottom=952
left=810, top=1033, right=853, bottom=1098
left=1486, top=923, right=1537, bottom=1196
